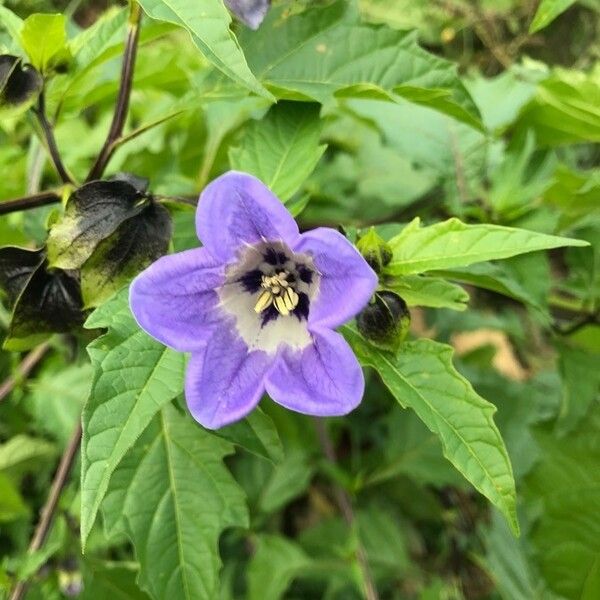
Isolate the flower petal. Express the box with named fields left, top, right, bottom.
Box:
left=265, top=328, right=364, bottom=417
left=293, top=228, right=377, bottom=329
left=129, top=247, right=224, bottom=352
left=185, top=322, right=273, bottom=429
left=196, top=171, right=299, bottom=263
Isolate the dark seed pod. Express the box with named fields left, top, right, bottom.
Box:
left=356, top=227, right=393, bottom=274
left=0, top=55, right=42, bottom=108
left=357, top=291, right=411, bottom=353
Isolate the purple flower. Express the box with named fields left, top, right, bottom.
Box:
left=129, top=171, right=377, bottom=429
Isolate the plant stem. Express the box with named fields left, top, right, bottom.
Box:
left=313, top=418, right=379, bottom=600
left=86, top=1, right=142, bottom=182
left=0, top=343, right=51, bottom=402
left=34, top=92, right=74, bottom=185
left=0, top=191, right=61, bottom=215
left=8, top=421, right=82, bottom=600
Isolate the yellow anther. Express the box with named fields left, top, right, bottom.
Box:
left=282, top=287, right=299, bottom=311
left=274, top=295, right=290, bottom=316
left=254, top=290, right=274, bottom=313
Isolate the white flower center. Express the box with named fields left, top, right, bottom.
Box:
left=218, top=242, right=320, bottom=354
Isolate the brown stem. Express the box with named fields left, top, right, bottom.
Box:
left=86, top=2, right=142, bottom=182
left=34, top=92, right=74, bottom=185
left=8, top=421, right=82, bottom=600
left=0, top=343, right=51, bottom=402
left=0, top=191, right=61, bottom=216
left=313, top=418, right=379, bottom=600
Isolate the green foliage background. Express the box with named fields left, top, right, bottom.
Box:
left=0, top=0, right=599, bottom=598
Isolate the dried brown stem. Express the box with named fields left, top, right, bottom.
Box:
left=34, top=92, right=74, bottom=185
left=8, top=421, right=82, bottom=600
left=0, top=343, right=51, bottom=402
left=0, top=191, right=61, bottom=215
left=86, top=2, right=142, bottom=182
left=313, top=418, right=379, bottom=600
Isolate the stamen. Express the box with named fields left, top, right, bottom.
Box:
left=253, top=269, right=300, bottom=316
left=274, top=295, right=289, bottom=316
left=282, top=287, right=298, bottom=311
left=254, top=290, right=274, bottom=313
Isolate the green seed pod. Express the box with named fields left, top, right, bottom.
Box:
left=357, top=291, right=411, bottom=353
left=356, top=227, right=393, bottom=274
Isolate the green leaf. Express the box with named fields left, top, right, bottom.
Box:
left=386, top=275, right=469, bottom=311
left=344, top=326, right=519, bottom=534
left=480, top=511, right=540, bottom=600
left=529, top=0, right=577, bottom=33
left=0, top=6, right=24, bottom=53
left=515, top=69, right=600, bottom=146
left=386, top=217, right=588, bottom=276
left=432, top=262, right=548, bottom=316
left=26, top=363, right=92, bottom=447
left=525, top=407, right=600, bottom=599
left=47, top=180, right=149, bottom=270
left=216, top=408, right=283, bottom=463
left=80, top=201, right=172, bottom=308
left=0, top=434, right=55, bottom=474
left=20, top=13, right=70, bottom=74
left=0, top=472, right=28, bottom=522
left=136, top=0, right=271, bottom=99
left=102, top=403, right=248, bottom=600
left=229, top=102, right=326, bottom=202
left=258, top=451, right=314, bottom=513
left=247, top=535, right=312, bottom=600
left=81, top=562, right=149, bottom=600
left=80, top=288, right=186, bottom=549
left=240, top=1, right=481, bottom=128
left=555, top=343, right=600, bottom=435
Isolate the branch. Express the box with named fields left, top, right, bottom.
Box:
left=0, top=191, right=61, bottom=216
left=313, top=418, right=379, bottom=600
left=86, top=2, right=142, bottom=182
left=8, top=420, right=82, bottom=600
left=0, top=343, right=51, bottom=402
left=34, top=92, right=74, bottom=185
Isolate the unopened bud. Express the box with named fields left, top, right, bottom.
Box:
left=356, top=227, right=392, bottom=274
left=357, top=291, right=410, bottom=353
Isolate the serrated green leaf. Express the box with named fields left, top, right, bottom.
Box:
left=137, top=0, right=271, bottom=99
left=344, top=326, right=519, bottom=535
left=80, top=288, right=186, bottom=549
left=20, top=14, right=70, bottom=74
left=240, top=2, right=481, bottom=128
left=525, top=407, right=600, bottom=599
left=386, top=275, right=469, bottom=311
left=102, top=403, right=248, bottom=600
left=529, top=0, right=576, bottom=33
left=386, top=217, right=588, bottom=276
left=229, top=102, right=326, bottom=202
